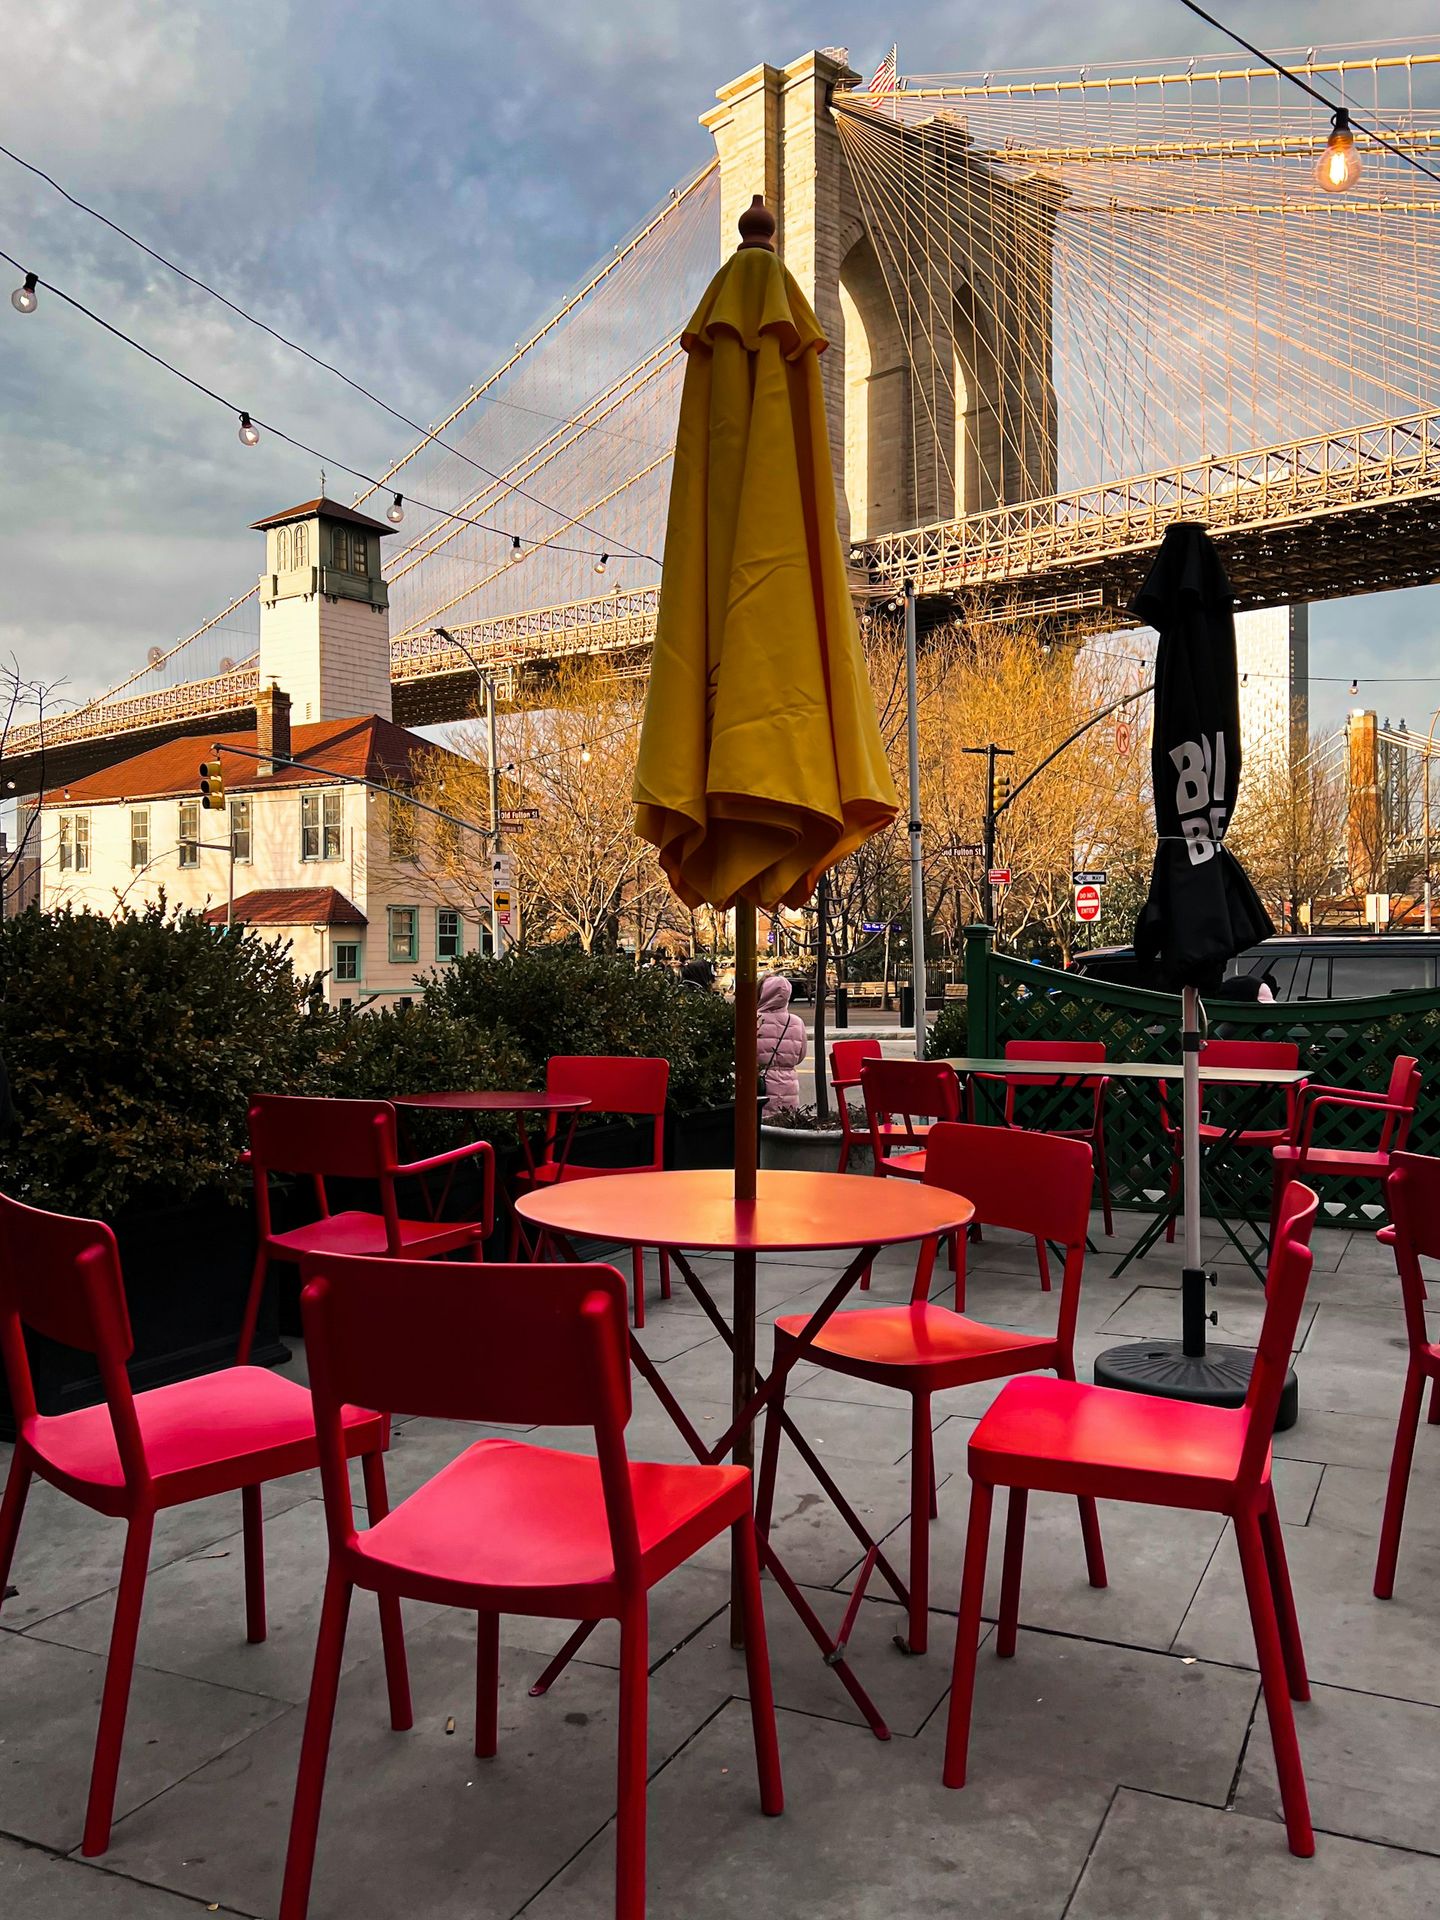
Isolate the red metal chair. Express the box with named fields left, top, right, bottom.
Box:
left=280, top=1254, right=782, bottom=1920
left=860, top=1058, right=964, bottom=1290
left=0, top=1191, right=408, bottom=1860
left=943, top=1181, right=1321, bottom=1857
left=240, top=1094, right=494, bottom=1364
left=1374, top=1153, right=1440, bottom=1598
left=1270, top=1053, right=1420, bottom=1240
left=987, top=1040, right=1114, bottom=1237
left=1157, top=1038, right=1302, bottom=1245
left=831, top=1037, right=882, bottom=1172
left=758, top=1124, right=1105, bottom=1657
left=511, top=1056, right=671, bottom=1327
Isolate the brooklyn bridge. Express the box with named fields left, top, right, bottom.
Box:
left=8, top=39, right=1440, bottom=794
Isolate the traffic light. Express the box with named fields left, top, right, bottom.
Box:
left=995, top=765, right=1012, bottom=810
left=199, top=758, right=225, bottom=810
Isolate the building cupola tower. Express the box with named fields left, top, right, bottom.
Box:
left=253, top=497, right=395, bottom=722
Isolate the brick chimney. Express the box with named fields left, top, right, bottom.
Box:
left=256, top=681, right=292, bottom=777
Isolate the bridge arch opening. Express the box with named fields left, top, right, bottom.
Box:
left=838, top=233, right=913, bottom=540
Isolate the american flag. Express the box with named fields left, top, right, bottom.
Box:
left=868, top=45, right=898, bottom=96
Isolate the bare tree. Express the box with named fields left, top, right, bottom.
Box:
left=1230, top=733, right=1346, bottom=931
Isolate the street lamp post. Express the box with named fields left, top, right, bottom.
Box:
left=434, top=625, right=506, bottom=956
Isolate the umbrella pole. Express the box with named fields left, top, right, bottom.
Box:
left=732, top=896, right=759, bottom=1644
left=1180, top=984, right=1208, bottom=1357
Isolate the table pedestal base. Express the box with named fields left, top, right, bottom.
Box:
left=1093, top=1339, right=1299, bottom=1431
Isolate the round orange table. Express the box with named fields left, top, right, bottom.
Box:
left=516, top=1167, right=973, bottom=1737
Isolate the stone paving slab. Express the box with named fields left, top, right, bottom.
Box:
left=1067, top=1787, right=1440, bottom=1918
left=0, top=1836, right=248, bottom=1917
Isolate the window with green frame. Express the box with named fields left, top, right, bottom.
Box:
left=333, top=940, right=362, bottom=983
left=436, top=908, right=462, bottom=960
left=387, top=906, right=418, bottom=963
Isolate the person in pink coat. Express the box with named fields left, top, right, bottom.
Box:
left=757, top=972, right=807, bottom=1117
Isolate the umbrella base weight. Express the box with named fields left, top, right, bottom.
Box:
left=1093, top=1340, right=1299, bottom=1432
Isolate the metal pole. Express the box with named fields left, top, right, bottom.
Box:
left=731, top=895, right=759, bottom=1646
left=485, top=675, right=504, bottom=957
left=1180, top=983, right=1207, bottom=1356
left=226, top=824, right=234, bottom=931
left=1425, top=707, right=1438, bottom=933
left=903, top=580, right=927, bottom=1059
left=981, top=748, right=997, bottom=927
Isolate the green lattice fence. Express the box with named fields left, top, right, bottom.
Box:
left=961, top=926, right=1440, bottom=1227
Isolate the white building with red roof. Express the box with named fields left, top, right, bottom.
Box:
left=39, top=499, right=489, bottom=1006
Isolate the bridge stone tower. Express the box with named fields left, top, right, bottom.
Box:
left=702, top=50, right=1060, bottom=544
left=253, top=497, right=395, bottom=724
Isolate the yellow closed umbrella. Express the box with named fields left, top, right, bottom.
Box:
left=635, top=200, right=898, bottom=914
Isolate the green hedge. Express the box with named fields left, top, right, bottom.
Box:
left=0, top=906, right=736, bottom=1220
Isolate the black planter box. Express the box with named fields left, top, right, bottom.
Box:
left=0, top=1191, right=286, bottom=1441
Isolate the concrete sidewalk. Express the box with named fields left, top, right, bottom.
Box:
left=4, top=1211, right=1439, bottom=1916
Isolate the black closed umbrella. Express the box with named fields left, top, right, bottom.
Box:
left=1095, top=523, right=1292, bottom=1420
left=1133, top=523, right=1273, bottom=991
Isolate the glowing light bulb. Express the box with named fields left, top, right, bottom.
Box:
left=580, top=746, right=592, bottom=764
left=594, top=551, right=608, bottom=575
left=237, top=411, right=260, bottom=447
left=1349, top=678, right=1360, bottom=696
left=387, top=493, right=405, bottom=524
left=1315, top=108, right=1362, bottom=194
left=10, top=272, right=38, bottom=314
left=508, top=535, right=522, bottom=565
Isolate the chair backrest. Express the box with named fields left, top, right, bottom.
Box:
left=0, top=1191, right=148, bottom=1484
left=831, top=1038, right=883, bottom=1087
left=922, top=1124, right=1094, bottom=1353
left=248, top=1094, right=404, bottom=1243
left=1383, top=1055, right=1422, bottom=1152
left=1004, top=1039, right=1105, bottom=1071
left=861, top=1060, right=961, bottom=1143
left=1237, top=1181, right=1318, bottom=1488
left=248, top=1094, right=399, bottom=1181
left=1200, top=1038, right=1300, bottom=1073
left=546, top=1055, right=668, bottom=1168
left=1385, top=1153, right=1440, bottom=1360
left=300, top=1254, right=641, bottom=1576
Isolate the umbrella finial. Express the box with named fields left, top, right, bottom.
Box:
left=737, top=195, right=777, bottom=252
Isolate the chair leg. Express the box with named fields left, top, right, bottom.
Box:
left=82, top=1508, right=155, bottom=1857
left=242, top=1483, right=266, bottom=1644
left=476, top=1611, right=500, bottom=1758
left=754, top=1360, right=788, bottom=1547
left=631, top=1246, right=646, bottom=1330
left=279, top=1569, right=354, bottom=1920
left=942, top=1477, right=994, bottom=1789
left=615, top=1601, right=649, bottom=1920
left=1267, top=1169, right=1289, bottom=1259
left=360, top=1451, right=412, bottom=1731
left=1260, top=1486, right=1308, bottom=1702
left=236, top=1247, right=270, bottom=1365
left=837, top=1135, right=851, bottom=1175
left=1234, top=1510, right=1313, bottom=1858
left=733, top=1519, right=784, bottom=1814
left=1375, top=1363, right=1426, bottom=1599
left=1035, top=1238, right=1052, bottom=1293
left=1428, top=1374, right=1440, bottom=1426
left=659, top=1249, right=672, bottom=1301
left=954, top=1228, right=967, bottom=1312
left=1095, top=1122, right=1114, bottom=1236
left=0, top=1451, right=33, bottom=1610
left=927, top=1427, right=939, bottom=1522
left=997, top=1489, right=1027, bottom=1657
left=1077, top=1496, right=1107, bottom=1589
left=904, top=1394, right=932, bottom=1654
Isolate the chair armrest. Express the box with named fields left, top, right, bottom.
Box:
left=1297, top=1092, right=1413, bottom=1154
left=395, top=1137, right=496, bottom=1233
left=1297, top=1082, right=1390, bottom=1106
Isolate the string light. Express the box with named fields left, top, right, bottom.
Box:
left=580, top=745, right=593, bottom=764
left=10, top=271, right=37, bottom=314
left=0, top=138, right=653, bottom=562
left=594, top=552, right=608, bottom=575
left=386, top=492, right=405, bottom=525
left=1350, top=678, right=1360, bottom=696
left=0, top=242, right=652, bottom=573
left=1315, top=107, right=1362, bottom=195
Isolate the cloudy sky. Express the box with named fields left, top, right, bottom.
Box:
left=2, top=0, right=1438, bottom=744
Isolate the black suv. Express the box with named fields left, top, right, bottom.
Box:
left=1073, top=934, right=1440, bottom=1001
